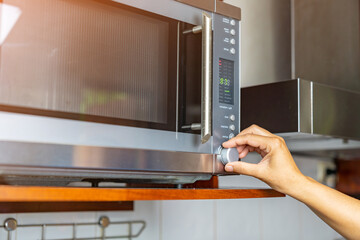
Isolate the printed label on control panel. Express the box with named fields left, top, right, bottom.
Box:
left=219, top=105, right=233, bottom=110
left=213, top=14, right=240, bottom=153
left=222, top=18, right=230, bottom=24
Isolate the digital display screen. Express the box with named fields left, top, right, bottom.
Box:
left=219, top=58, right=234, bottom=105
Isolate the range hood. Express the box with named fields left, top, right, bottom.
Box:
left=240, top=0, right=360, bottom=159
left=241, top=79, right=360, bottom=159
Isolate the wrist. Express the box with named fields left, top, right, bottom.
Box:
left=282, top=173, right=311, bottom=198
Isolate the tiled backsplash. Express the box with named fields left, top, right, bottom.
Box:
left=0, top=155, right=342, bottom=239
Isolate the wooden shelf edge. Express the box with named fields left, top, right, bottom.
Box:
left=0, top=186, right=285, bottom=202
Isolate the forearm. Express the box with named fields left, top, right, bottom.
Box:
left=287, top=176, right=360, bottom=240
left=223, top=125, right=360, bottom=238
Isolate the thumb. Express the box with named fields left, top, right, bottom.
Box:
left=225, top=161, right=260, bottom=178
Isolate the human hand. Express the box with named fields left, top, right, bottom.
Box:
left=222, top=125, right=305, bottom=195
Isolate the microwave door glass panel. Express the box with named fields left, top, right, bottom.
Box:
left=0, top=0, right=174, bottom=127
left=178, top=22, right=202, bottom=132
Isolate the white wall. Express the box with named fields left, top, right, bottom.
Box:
left=0, top=155, right=344, bottom=240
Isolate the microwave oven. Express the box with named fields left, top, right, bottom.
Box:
left=0, top=0, right=241, bottom=185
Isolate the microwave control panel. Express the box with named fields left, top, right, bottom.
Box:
left=212, top=14, right=240, bottom=154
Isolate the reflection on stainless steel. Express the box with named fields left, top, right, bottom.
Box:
left=299, top=80, right=312, bottom=134
left=201, top=12, right=213, bottom=144
left=0, top=111, right=212, bottom=153
left=182, top=25, right=202, bottom=35
left=0, top=141, right=213, bottom=185
left=181, top=123, right=201, bottom=131
left=0, top=141, right=213, bottom=172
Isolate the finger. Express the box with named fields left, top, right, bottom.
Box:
left=260, top=150, right=268, bottom=158
left=239, top=147, right=249, bottom=159
left=255, top=148, right=268, bottom=158
left=225, top=161, right=260, bottom=178
left=223, top=125, right=274, bottom=148
left=246, top=146, right=255, bottom=152
left=238, top=124, right=273, bottom=137
left=239, top=146, right=255, bottom=158
left=222, top=134, right=272, bottom=153
left=236, top=145, right=246, bottom=153
left=238, top=145, right=268, bottom=159
left=255, top=148, right=262, bottom=155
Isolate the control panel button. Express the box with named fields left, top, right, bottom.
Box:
left=230, top=20, right=236, bottom=26
left=230, top=29, right=236, bottom=36
left=230, top=38, right=236, bottom=45
left=229, top=133, right=235, bottom=139
left=230, top=48, right=236, bottom=55
left=230, top=115, right=235, bottom=121
left=219, top=147, right=239, bottom=165
left=229, top=125, right=235, bottom=131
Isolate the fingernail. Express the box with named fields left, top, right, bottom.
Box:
left=225, top=165, right=234, bottom=172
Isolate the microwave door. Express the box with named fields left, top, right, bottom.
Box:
left=0, top=0, right=213, bottom=153
left=0, top=0, right=177, bottom=129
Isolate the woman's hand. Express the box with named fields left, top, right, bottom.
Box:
left=223, top=125, right=360, bottom=240
left=222, top=124, right=305, bottom=195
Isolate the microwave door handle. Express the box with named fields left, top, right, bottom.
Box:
left=200, top=12, right=213, bottom=144
left=181, top=12, right=213, bottom=144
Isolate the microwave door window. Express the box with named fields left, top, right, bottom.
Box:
left=0, top=0, right=177, bottom=130
left=178, top=22, right=202, bottom=133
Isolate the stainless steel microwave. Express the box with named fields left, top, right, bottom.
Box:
left=0, top=0, right=241, bottom=185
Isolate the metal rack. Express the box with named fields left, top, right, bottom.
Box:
left=3, top=216, right=146, bottom=240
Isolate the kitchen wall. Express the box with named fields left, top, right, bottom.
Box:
left=0, top=155, right=344, bottom=240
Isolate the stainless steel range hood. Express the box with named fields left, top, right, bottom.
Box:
left=242, top=79, right=360, bottom=140
left=241, top=79, right=360, bottom=159
left=239, top=0, right=360, bottom=159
